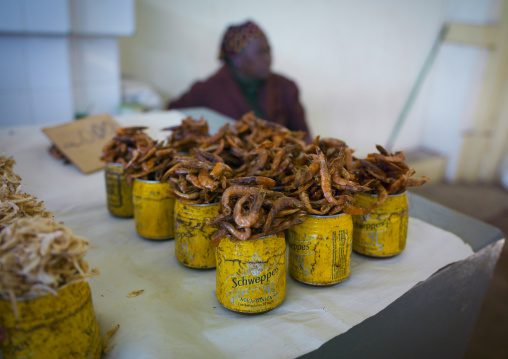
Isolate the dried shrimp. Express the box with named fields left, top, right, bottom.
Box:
left=351, top=145, right=430, bottom=198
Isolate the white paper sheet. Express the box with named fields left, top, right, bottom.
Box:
left=0, top=111, right=474, bottom=359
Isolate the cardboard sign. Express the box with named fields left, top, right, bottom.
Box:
left=42, top=114, right=121, bottom=174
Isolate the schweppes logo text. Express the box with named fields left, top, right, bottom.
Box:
left=231, top=267, right=279, bottom=288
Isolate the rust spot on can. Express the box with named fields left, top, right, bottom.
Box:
left=105, top=162, right=133, bottom=218
left=287, top=213, right=353, bottom=286
left=352, top=192, right=408, bottom=257
left=174, top=201, right=218, bottom=269
left=216, top=232, right=286, bottom=314
left=0, top=282, right=102, bottom=359
left=132, top=179, right=174, bottom=240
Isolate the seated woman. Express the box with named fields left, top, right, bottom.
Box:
left=167, top=20, right=311, bottom=142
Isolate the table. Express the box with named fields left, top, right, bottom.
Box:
left=0, top=107, right=504, bottom=359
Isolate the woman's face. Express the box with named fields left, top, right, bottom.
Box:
left=234, top=34, right=272, bottom=79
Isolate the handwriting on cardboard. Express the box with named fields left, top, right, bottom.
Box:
left=42, top=114, right=121, bottom=174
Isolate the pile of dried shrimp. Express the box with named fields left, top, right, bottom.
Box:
left=162, top=149, right=233, bottom=204
left=351, top=145, right=429, bottom=201
left=161, top=113, right=309, bottom=203
left=122, top=141, right=178, bottom=182
left=164, top=116, right=210, bottom=153
left=208, top=182, right=306, bottom=244
left=197, top=112, right=308, bottom=168
left=101, top=126, right=154, bottom=166
left=101, top=126, right=181, bottom=182
left=283, top=144, right=372, bottom=216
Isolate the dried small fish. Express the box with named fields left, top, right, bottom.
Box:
left=0, top=216, right=90, bottom=316
left=91, top=268, right=100, bottom=275
left=126, top=289, right=144, bottom=298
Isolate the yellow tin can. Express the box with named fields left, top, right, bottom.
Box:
left=174, top=201, right=219, bottom=269
left=105, top=162, right=134, bottom=218
left=352, top=192, right=408, bottom=257
left=216, top=232, right=286, bottom=314
left=0, top=281, right=102, bottom=359
left=287, top=213, right=353, bottom=286
left=133, top=178, right=175, bottom=240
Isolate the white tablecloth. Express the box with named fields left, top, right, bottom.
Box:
left=0, top=111, right=473, bottom=359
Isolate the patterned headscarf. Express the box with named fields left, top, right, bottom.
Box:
left=219, top=21, right=264, bottom=61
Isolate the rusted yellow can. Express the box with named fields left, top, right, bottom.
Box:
left=216, top=232, right=286, bottom=314
left=105, top=162, right=134, bottom=217
left=287, top=213, right=353, bottom=286
left=0, top=281, right=102, bottom=359
left=133, top=178, right=175, bottom=240
left=174, top=201, right=218, bottom=269
left=352, top=192, right=408, bottom=257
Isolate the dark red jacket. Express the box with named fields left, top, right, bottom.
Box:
left=167, top=65, right=310, bottom=139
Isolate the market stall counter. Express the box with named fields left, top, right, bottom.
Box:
left=0, top=108, right=503, bottom=359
